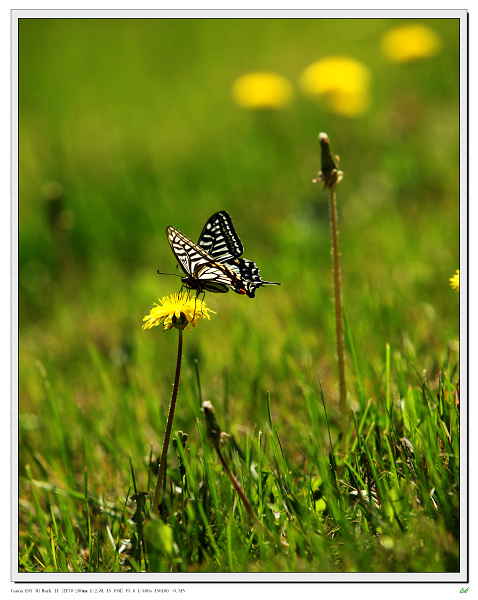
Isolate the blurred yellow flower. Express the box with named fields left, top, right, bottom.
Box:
left=380, top=23, right=441, bottom=63
left=142, top=292, right=215, bottom=331
left=299, top=56, right=371, bottom=117
left=449, top=270, right=459, bottom=292
left=231, top=71, right=293, bottom=110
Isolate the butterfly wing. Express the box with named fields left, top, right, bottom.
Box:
left=199, top=212, right=280, bottom=297
left=167, top=225, right=246, bottom=294
left=224, top=257, right=281, bottom=298
left=167, top=213, right=280, bottom=297
left=166, top=226, right=193, bottom=275
left=197, top=211, right=244, bottom=261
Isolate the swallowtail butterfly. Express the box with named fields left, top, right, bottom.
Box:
left=166, top=211, right=280, bottom=298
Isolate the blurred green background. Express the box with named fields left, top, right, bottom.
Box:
left=18, top=17, right=460, bottom=493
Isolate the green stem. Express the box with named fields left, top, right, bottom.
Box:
left=385, top=342, right=391, bottom=433
left=152, top=328, right=183, bottom=514
left=329, top=186, right=347, bottom=448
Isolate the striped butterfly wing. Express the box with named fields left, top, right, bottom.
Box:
left=166, top=226, right=248, bottom=295
left=167, top=212, right=281, bottom=297
left=197, top=211, right=243, bottom=262
left=223, top=257, right=281, bottom=298
left=197, top=210, right=280, bottom=297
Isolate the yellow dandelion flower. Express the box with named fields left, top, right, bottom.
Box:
left=449, top=270, right=459, bottom=292
left=231, top=71, right=293, bottom=110
left=380, top=23, right=441, bottom=63
left=142, top=292, right=215, bottom=331
left=299, top=56, right=371, bottom=117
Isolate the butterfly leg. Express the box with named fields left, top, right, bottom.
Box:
left=192, top=289, right=206, bottom=319
left=193, top=288, right=201, bottom=318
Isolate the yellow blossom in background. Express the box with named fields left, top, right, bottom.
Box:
left=299, top=56, right=371, bottom=117
left=231, top=71, right=293, bottom=110
left=142, top=292, right=215, bottom=331
left=449, top=270, right=459, bottom=292
left=380, top=23, right=441, bottom=63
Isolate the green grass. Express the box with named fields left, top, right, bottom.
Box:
left=18, top=17, right=460, bottom=574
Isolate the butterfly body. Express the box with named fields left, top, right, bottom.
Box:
left=166, top=211, right=280, bottom=298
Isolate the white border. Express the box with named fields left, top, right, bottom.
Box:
left=10, top=6, right=20, bottom=590
left=458, top=10, right=468, bottom=583
left=11, top=8, right=469, bottom=587
left=9, top=8, right=471, bottom=18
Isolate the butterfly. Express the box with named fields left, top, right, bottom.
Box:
left=166, top=211, right=280, bottom=298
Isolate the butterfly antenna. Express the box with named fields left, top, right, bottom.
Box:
left=157, top=271, right=182, bottom=277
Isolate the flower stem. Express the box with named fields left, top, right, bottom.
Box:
left=202, top=400, right=284, bottom=546
left=152, top=328, right=183, bottom=514
left=329, top=186, right=347, bottom=447
left=214, top=442, right=267, bottom=534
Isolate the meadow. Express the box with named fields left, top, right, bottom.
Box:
left=17, top=17, right=461, bottom=575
